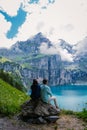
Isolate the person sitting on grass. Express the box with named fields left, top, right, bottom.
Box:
left=41, top=79, right=59, bottom=109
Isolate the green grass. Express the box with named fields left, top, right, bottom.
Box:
left=0, top=57, right=11, bottom=63
left=22, top=63, right=32, bottom=69
left=13, top=54, right=46, bottom=62
left=0, top=78, right=29, bottom=115
left=75, top=108, right=87, bottom=122
left=61, top=109, right=75, bottom=115
left=61, top=109, right=87, bottom=122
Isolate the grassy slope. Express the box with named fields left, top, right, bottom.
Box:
left=0, top=57, right=11, bottom=63
left=13, top=54, right=46, bottom=69
left=0, top=78, right=29, bottom=115
left=0, top=78, right=87, bottom=122
left=61, top=109, right=87, bottom=122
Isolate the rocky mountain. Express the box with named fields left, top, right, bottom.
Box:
left=0, top=33, right=52, bottom=57
left=58, top=39, right=73, bottom=53
left=0, top=33, right=87, bottom=86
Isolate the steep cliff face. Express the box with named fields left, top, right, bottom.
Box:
left=0, top=33, right=87, bottom=86
left=0, top=55, right=62, bottom=86
left=1, top=56, right=87, bottom=87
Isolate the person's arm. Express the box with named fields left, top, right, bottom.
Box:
left=47, top=87, right=52, bottom=97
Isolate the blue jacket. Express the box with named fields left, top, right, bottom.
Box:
left=30, top=84, right=41, bottom=100
left=41, top=84, right=52, bottom=103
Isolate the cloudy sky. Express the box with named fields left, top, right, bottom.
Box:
left=0, top=0, right=87, bottom=48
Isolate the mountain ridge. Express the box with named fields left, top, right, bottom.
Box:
left=0, top=32, right=87, bottom=86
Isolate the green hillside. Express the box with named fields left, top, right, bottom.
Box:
left=0, top=56, right=11, bottom=63
left=0, top=69, right=26, bottom=92
left=0, top=78, right=29, bottom=115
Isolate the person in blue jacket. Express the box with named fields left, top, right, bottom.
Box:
left=30, top=79, right=41, bottom=100
left=41, top=79, right=58, bottom=109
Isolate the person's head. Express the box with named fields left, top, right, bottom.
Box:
left=43, top=79, right=48, bottom=85
left=32, top=79, right=38, bottom=85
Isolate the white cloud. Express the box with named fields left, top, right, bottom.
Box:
left=39, top=42, right=58, bottom=55
left=39, top=42, right=73, bottom=62
left=60, top=24, right=74, bottom=32
left=59, top=49, right=73, bottom=62
left=44, top=0, right=87, bottom=44
left=0, top=14, right=11, bottom=33
left=17, top=0, right=87, bottom=45
left=0, top=0, right=23, bottom=48
left=36, top=22, right=44, bottom=31
left=0, top=14, right=14, bottom=48
left=15, top=13, right=39, bottom=41
left=0, top=0, right=87, bottom=52
left=0, top=0, right=21, bottom=16
left=74, top=37, right=87, bottom=55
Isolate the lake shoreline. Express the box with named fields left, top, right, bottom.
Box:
left=51, top=85, right=87, bottom=111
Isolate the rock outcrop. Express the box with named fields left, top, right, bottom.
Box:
left=20, top=99, right=60, bottom=124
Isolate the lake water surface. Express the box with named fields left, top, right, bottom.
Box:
left=51, top=85, right=87, bottom=111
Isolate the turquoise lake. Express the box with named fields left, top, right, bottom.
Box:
left=51, top=85, right=87, bottom=111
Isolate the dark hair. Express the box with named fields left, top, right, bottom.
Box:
left=43, top=79, right=48, bottom=84
left=32, top=79, right=38, bottom=85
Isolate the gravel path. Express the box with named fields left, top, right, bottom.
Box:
left=0, top=115, right=87, bottom=130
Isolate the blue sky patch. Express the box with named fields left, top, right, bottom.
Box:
left=29, top=0, right=39, bottom=4
left=48, top=0, right=55, bottom=4
left=29, top=0, right=55, bottom=4
left=0, top=8, right=27, bottom=39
